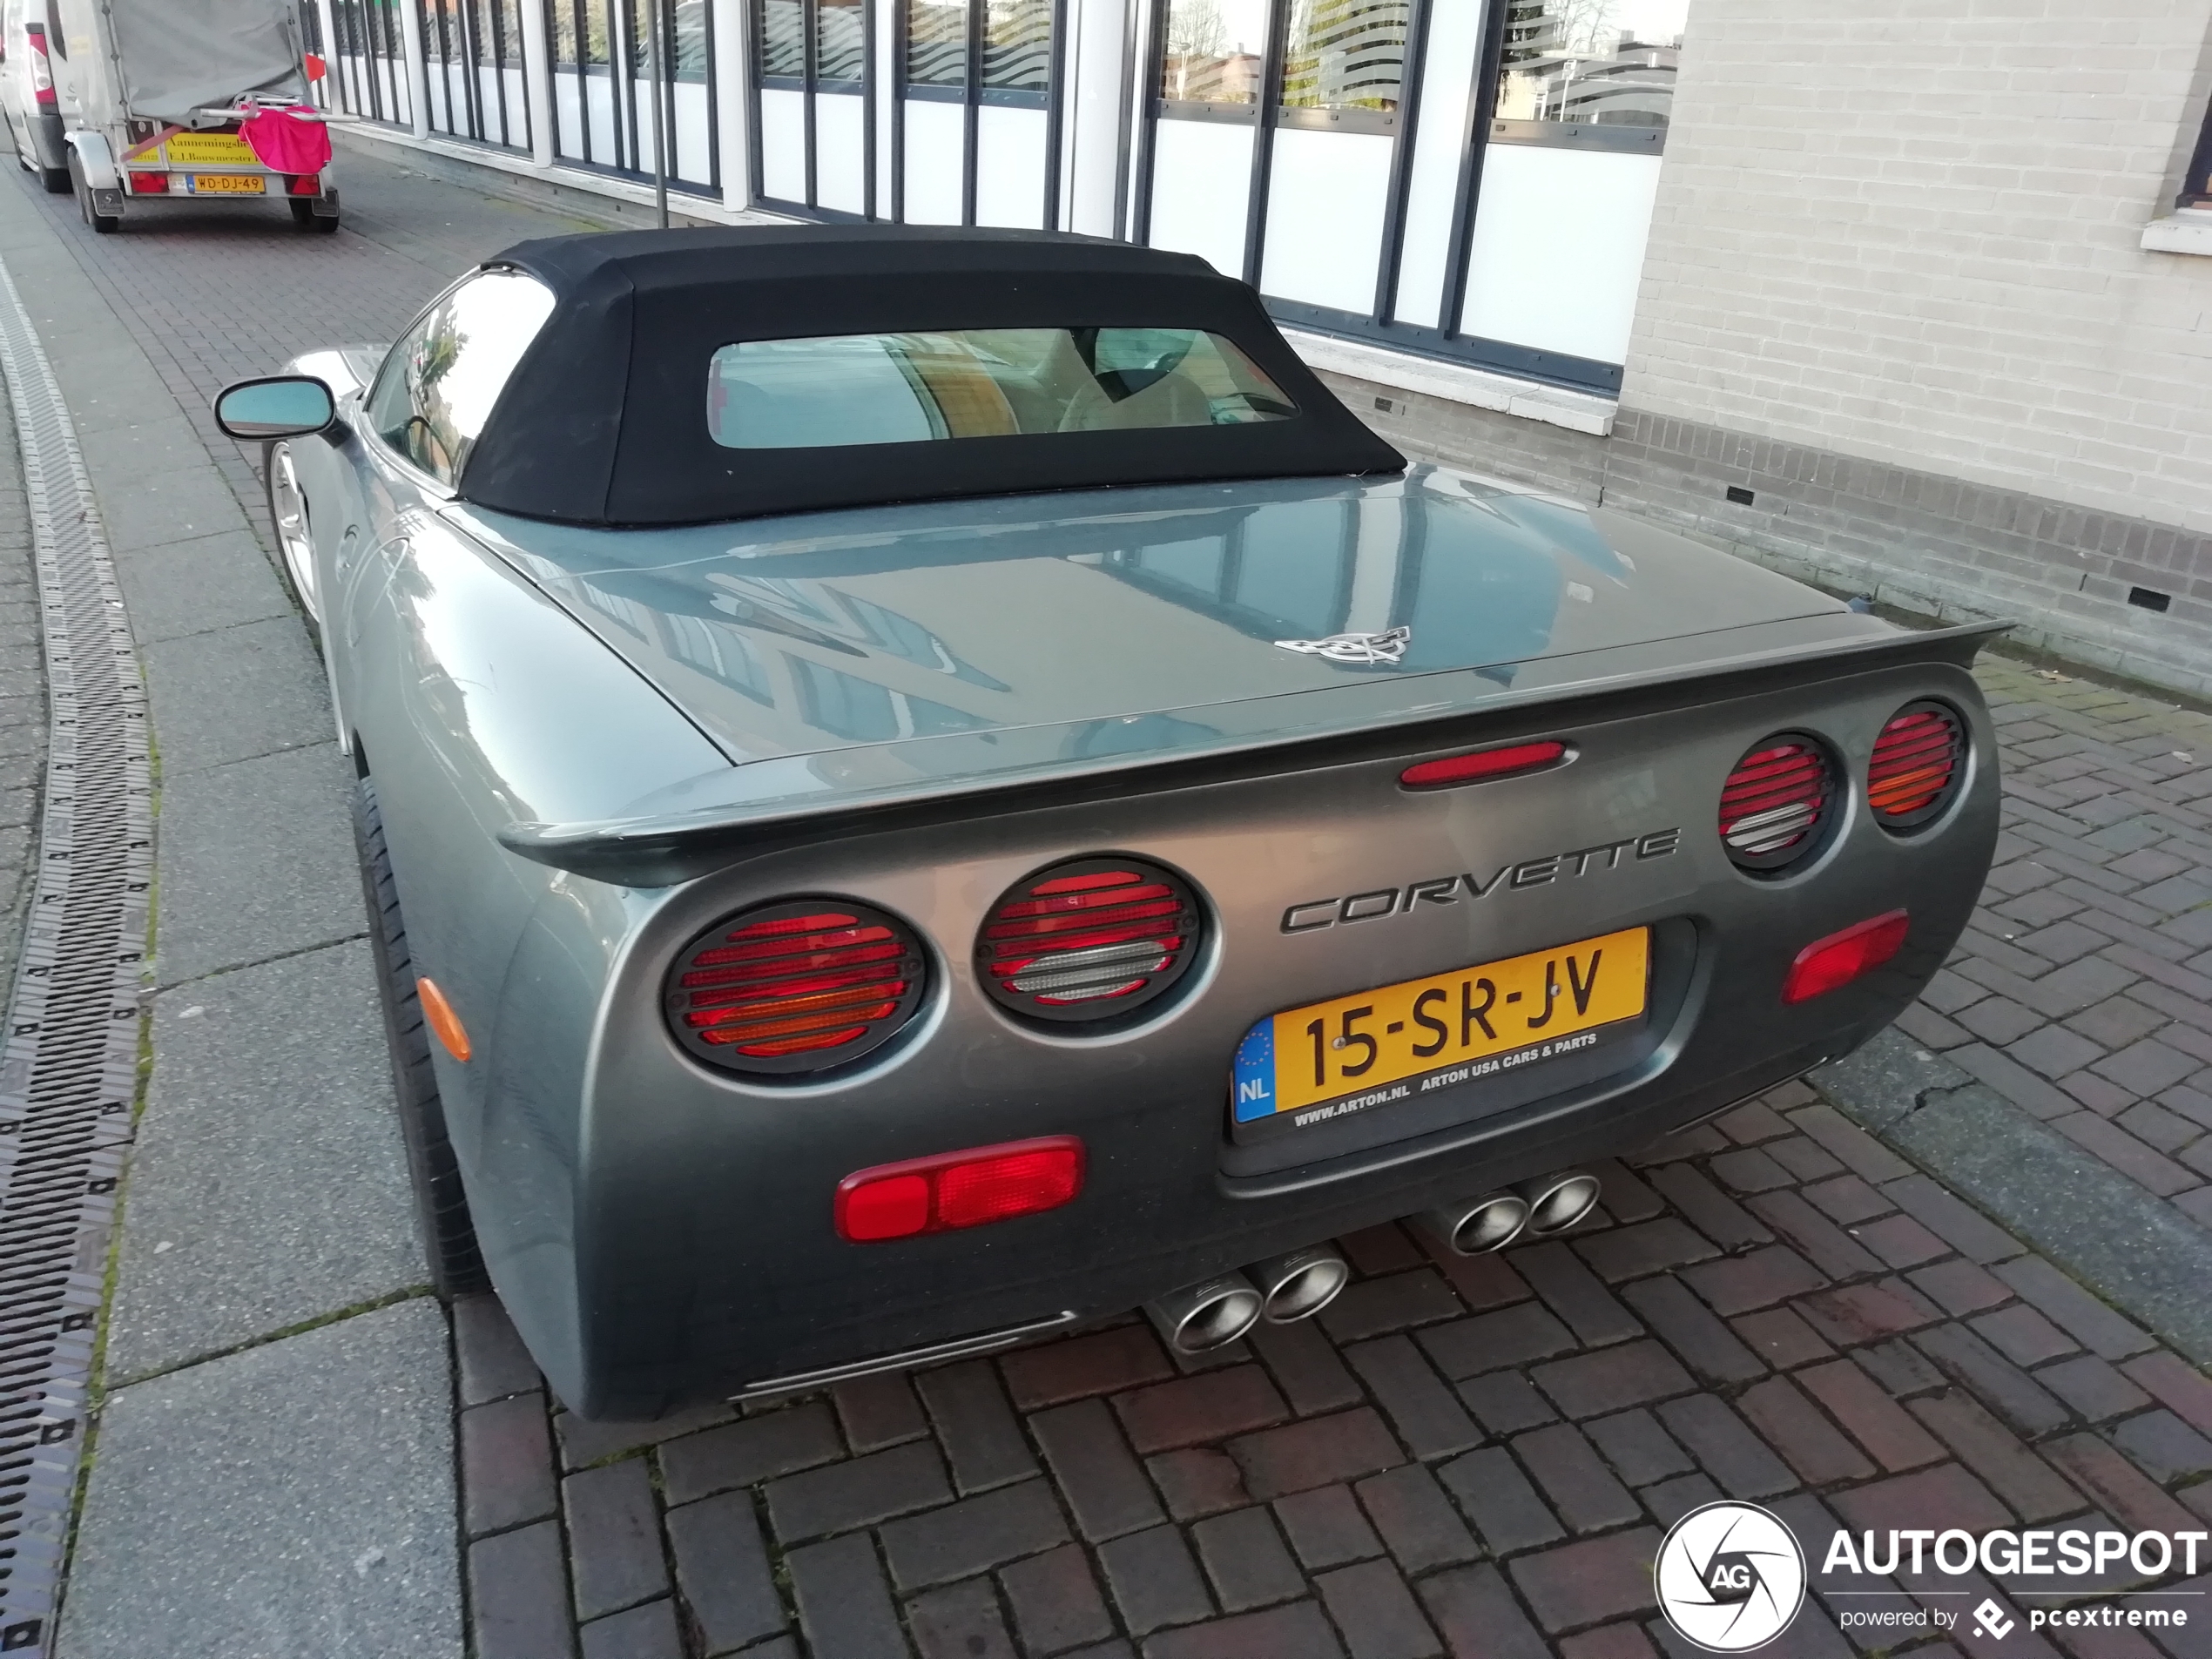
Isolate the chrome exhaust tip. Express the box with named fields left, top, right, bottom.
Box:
left=1146, top=1271, right=1264, bottom=1354
left=1515, top=1170, right=1602, bottom=1237
left=1411, top=1191, right=1530, bottom=1256
left=1246, top=1244, right=1351, bottom=1325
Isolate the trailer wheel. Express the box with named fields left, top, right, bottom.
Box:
left=68, top=154, right=118, bottom=234
left=288, top=198, right=341, bottom=234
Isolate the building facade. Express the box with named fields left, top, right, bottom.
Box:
left=310, top=0, right=2212, bottom=695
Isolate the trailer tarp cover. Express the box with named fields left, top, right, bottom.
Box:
left=105, top=0, right=304, bottom=122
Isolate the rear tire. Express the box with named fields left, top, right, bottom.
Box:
left=354, top=776, right=489, bottom=1298
left=42, top=166, right=71, bottom=195
left=290, top=198, right=340, bottom=233
left=69, top=154, right=118, bottom=233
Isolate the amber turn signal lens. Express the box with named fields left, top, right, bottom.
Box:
left=1868, top=701, right=1965, bottom=829
left=1399, top=739, right=1568, bottom=790
left=1782, top=911, right=1910, bottom=1005
left=415, top=976, right=471, bottom=1062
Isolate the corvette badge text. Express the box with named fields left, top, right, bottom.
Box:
left=1656, top=1504, right=2204, bottom=1650
left=1281, top=827, right=1682, bottom=934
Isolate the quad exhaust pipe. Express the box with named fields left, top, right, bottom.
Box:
left=1147, top=1242, right=1352, bottom=1354
left=1411, top=1169, right=1602, bottom=1257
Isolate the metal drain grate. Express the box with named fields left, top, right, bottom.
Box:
left=0, top=256, right=154, bottom=1656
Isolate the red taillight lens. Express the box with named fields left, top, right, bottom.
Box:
left=664, top=899, right=927, bottom=1076
left=976, top=856, right=1203, bottom=1023
left=1400, top=739, right=1569, bottom=790
left=29, top=32, right=55, bottom=102
left=1868, top=702, right=1964, bottom=829
left=128, top=172, right=168, bottom=194
left=836, top=1137, right=1084, bottom=1242
left=1719, top=734, right=1835, bottom=873
left=289, top=173, right=321, bottom=195
left=1783, top=910, right=1910, bottom=1004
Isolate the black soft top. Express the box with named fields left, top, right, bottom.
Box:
left=461, top=225, right=1406, bottom=527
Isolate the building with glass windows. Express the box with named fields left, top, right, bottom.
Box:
left=314, top=0, right=2212, bottom=695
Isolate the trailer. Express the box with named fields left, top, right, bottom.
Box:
left=15, top=0, right=339, bottom=233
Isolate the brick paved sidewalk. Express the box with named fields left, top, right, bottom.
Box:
left=457, top=1078, right=2212, bottom=1659
left=1902, top=658, right=2212, bottom=1235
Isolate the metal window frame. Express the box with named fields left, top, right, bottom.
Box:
left=2182, top=97, right=2212, bottom=209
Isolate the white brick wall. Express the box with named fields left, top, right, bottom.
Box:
left=1623, top=0, right=2212, bottom=536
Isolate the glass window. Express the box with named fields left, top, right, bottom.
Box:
left=982, top=0, right=1049, bottom=94
left=1497, top=0, right=1686, bottom=133
left=817, top=0, right=865, bottom=84
left=1281, top=0, right=1407, bottom=115
left=1159, top=0, right=1270, bottom=105
left=907, top=0, right=966, bottom=88
left=2185, top=104, right=2212, bottom=208
left=366, top=271, right=558, bottom=485
left=759, top=0, right=802, bottom=78
left=707, top=328, right=1297, bottom=449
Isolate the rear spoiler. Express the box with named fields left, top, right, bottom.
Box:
left=498, top=618, right=2011, bottom=887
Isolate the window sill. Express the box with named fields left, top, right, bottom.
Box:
left=1281, top=329, right=1617, bottom=437
left=2140, top=208, right=2212, bottom=255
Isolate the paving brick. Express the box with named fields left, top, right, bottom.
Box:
left=1229, top=1407, right=1405, bottom=1500
left=1996, top=1259, right=2155, bottom=1360
left=1970, top=1304, right=2077, bottom=1368
left=1912, top=1324, right=2073, bottom=1438
left=1098, top=1523, right=1213, bottom=1635
left=2114, top=1098, right=2202, bottom=1152
left=1507, top=1527, right=1663, bottom=1635
left=1573, top=1218, right=1717, bottom=1284
left=1584, top=1409, right=1692, bottom=1488
left=1716, top=1101, right=1794, bottom=1144
left=1455, top=1368, right=1558, bottom=1434
left=1341, top=1335, right=1480, bottom=1460
left=918, top=1360, right=1039, bottom=1494
left=1638, top=1473, right=1723, bottom=1527
left=471, top=1520, right=578, bottom=1659
left=2040, top=1433, right=2202, bottom=1536
left=1147, top=1447, right=1251, bottom=1521
left=1413, top=1241, right=1534, bottom=1313
left=1558, top=1624, right=1657, bottom=1659
left=1534, top=1340, right=1699, bottom=1420
left=1653, top=1395, right=1795, bottom=1499
left=1314, top=1559, right=1443, bottom=1659
left=1318, top=1271, right=1465, bottom=1343
left=910, top=1577, right=1018, bottom=1659
left=1908, top=1393, right=2082, bottom=1522
left=1117, top=1364, right=1290, bottom=1455
left=1620, top=1276, right=1765, bottom=1386
left=1643, top=1163, right=1773, bottom=1251
left=1709, top=1146, right=1792, bottom=1193
left=1192, top=1506, right=1305, bottom=1612
left=1417, top=1563, right=1551, bottom=1659
left=1852, top=1213, right=1951, bottom=1270
left=1419, top=1302, right=1577, bottom=1379
left=1436, top=1445, right=1564, bottom=1555
left=2050, top=1112, right=2201, bottom=1195
left=1140, top=1599, right=1345, bottom=1659
left=565, top=1459, right=668, bottom=1622
left=1959, top=995, right=2049, bottom=1046
left=1764, top=1135, right=1845, bottom=1184
left=1003, top=1325, right=1175, bottom=1410
left=1895, top=1001, right=1973, bottom=1050
left=2036, top=1355, right=2152, bottom=1424
left=556, top=1401, right=738, bottom=1472
left=1745, top=1190, right=1884, bottom=1278
left=2093, top=1036, right=2201, bottom=1096
left=1274, top=1483, right=1386, bottom=1568
left=786, top=1533, right=908, bottom=1659
left=1825, top=1462, right=2012, bottom=1539
left=1802, top=1174, right=1892, bottom=1227
left=1791, top=1104, right=1916, bottom=1184
left=462, top=1393, right=556, bottom=1538
left=1921, top=967, right=1993, bottom=1015
left=1032, top=1399, right=1165, bottom=1542
left=1511, top=1242, right=1643, bottom=1348
left=660, top=1402, right=845, bottom=1506
left=664, top=1490, right=786, bottom=1656
left=1907, top=1258, right=2014, bottom=1317
left=1680, top=1247, right=1826, bottom=1317
left=578, top=1598, right=684, bottom=1659
left=1794, top=1279, right=1945, bottom=1347
left=1728, top=1308, right=1835, bottom=1370
left=1248, top=1317, right=1366, bottom=1416
left=1735, top=1376, right=1876, bottom=1486
left=2109, top=1409, right=2212, bottom=1484
left=455, top=1293, right=542, bottom=1406
left=1354, top=1464, right=1480, bottom=1575
left=1002, top=1541, right=1116, bottom=1655
left=880, top=1478, right=1069, bottom=1590
left=1587, top=1159, right=1667, bottom=1224
left=763, top=1440, right=951, bottom=1541
left=1880, top=1175, right=2027, bottom=1264
left=2121, top=1350, right=2212, bottom=1434
left=1339, top=1224, right=1429, bottom=1276
left=1854, top=1336, right=1948, bottom=1399
left=1512, top=1423, right=1642, bottom=1533
left=2066, top=995, right=2171, bottom=1050
left=2009, top=1026, right=2109, bottom=1083
left=831, top=1372, right=928, bottom=1452
left=1950, top=1042, right=2087, bottom=1120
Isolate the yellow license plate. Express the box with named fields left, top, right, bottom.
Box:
left=1231, top=926, right=1650, bottom=1133
left=190, top=173, right=266, bottom=195
left=165, top=133, right=257, bottom=165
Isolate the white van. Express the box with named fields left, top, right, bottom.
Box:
left=9, top=0, right=338, bottom=234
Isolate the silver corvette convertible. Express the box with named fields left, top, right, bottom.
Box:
left=214, top=226, right=2002, bottom=1420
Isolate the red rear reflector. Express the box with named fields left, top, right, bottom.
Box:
left=1400, top=739, right=1568, bottom=790
left=1783, top=911, right=1910, bottom=1004
left=665, top=899, right=926, bottom=1076
left=1868, top=702, right=1964, bottom=827
left=977, top=856, right=1203, bottom=1023
left=836, top=1136, right=1084, bottom=1242
left=1719, top=735, right=1834, bottom=872
left=128, top=172, right=168, bottom=194
left=289, top=173, right=322, bottom=195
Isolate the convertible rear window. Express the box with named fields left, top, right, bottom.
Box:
left=706, top=327, right=1298, bottom=450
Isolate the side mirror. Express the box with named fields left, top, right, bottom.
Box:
left=213, top=375, right=336, bottom=441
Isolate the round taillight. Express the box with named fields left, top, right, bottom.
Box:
left=664, top=899, right=927, bottom=1076
left=1719, top=734, right=1836, bottom=873
left=1868, top=701, right=1965, bottom=830
left=976, top=856, right=1204, bottom=1023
